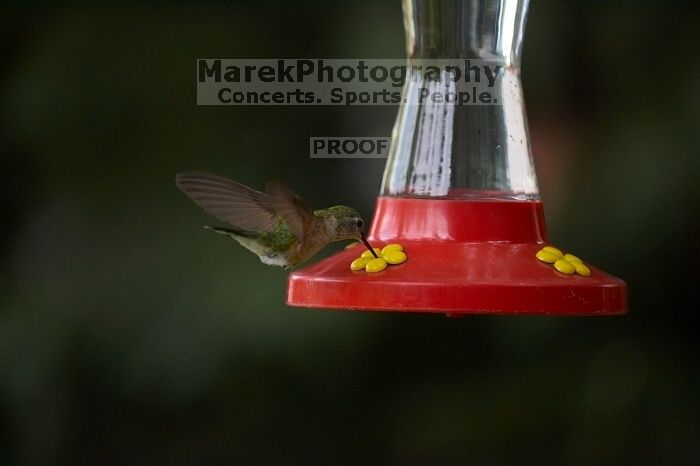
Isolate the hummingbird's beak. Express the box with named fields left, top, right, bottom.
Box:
left=360, top=232, right=378, bottom=258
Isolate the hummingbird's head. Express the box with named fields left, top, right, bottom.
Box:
left=326, top=205, right=378, bottom=257
left=329, top=205, right=366, bottom=241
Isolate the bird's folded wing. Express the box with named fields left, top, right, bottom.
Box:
left=176, top=172, right=278, bottom=232
left=265, top=181, right=317, bottom=246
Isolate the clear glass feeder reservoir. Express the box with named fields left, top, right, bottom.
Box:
left=287, top=0, right=628, bottom=315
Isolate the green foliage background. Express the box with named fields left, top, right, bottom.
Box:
left=0, top=1, right=698, bottom=465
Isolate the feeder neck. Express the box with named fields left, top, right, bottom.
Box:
left=404, top=0, right=528, bottom=65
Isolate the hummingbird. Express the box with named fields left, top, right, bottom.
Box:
left=175, top=171, right=377, bottom=268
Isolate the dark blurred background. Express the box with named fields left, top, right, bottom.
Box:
left=1, top=1, right=699, bottom=465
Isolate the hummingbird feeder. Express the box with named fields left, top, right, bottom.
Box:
left=287, top=0, right=628, bottom=315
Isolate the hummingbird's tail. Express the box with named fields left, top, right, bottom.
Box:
left=203, top=225, right=287, bottom=266
left=203, top=225, right=258, bottom=239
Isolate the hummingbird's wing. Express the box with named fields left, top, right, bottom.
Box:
left=176, top=172, right=278, bottom=232
left=265, top=181, right=316, bottom=246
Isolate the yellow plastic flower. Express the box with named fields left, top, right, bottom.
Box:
left=536, top=245, right=590, bottom=276
left=351, top=243, right=407, bottom=273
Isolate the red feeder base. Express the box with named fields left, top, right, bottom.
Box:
left=287, top=197, right=628, bottom=316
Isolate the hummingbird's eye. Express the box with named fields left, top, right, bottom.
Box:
left=356, top=219, right=363, bottom=229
